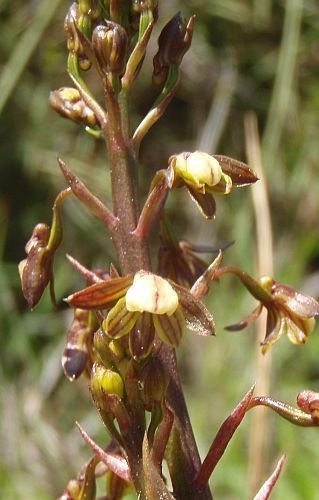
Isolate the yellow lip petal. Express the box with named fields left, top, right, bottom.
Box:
left=126, top=272, right=179, bottom=315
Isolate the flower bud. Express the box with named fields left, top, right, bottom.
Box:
left=153, top=12, right=195, bottom=85
left=126, top=272, right=179, bottom=316
left=131, top=0, right=158, bottom=31
left=62, top=309, right=91, bottom=381
left=78, top=0, right=101, bottom=19
left=172, top=151, right=223, bottom=188
left=49, top=87, right=98, bottom=128
left=91, top=363, right=124, bottom=400
left=139, top=358, right=169, bottom=411
left=132, top=0, right=158, bottom=13
left=92, top=22, right=128, bottom=75
left=64, top=3, right=91, bottom=70
left=19, top=223, right=53, bottom=309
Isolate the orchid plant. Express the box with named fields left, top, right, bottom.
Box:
left=19, top=1, right=319, bottom=499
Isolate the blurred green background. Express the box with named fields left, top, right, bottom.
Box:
left=1, top=0, right=319, bottom=498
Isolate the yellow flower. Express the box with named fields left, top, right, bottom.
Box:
left=167, top=152, right=258, bottom=218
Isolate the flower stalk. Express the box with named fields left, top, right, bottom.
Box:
left=19, top=2, right=319, bottom=498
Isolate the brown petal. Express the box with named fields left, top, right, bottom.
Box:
left=272, top=282, right=319, bottom=318
left=103, top=297, right=139, bottom=339
left=66, top=276, right=132, bottom=309
left=284, top=316, right=311, bottom=345
left=261, top=308, right=285, bottom=353
left=152, top=307, right=185, bottom=347
left=213, top=155, right=259, bottom=186
left=190, top=250, right=222, bottom=300
left=171, top=282, right=215, bottom=336
left=129, top=312, right=155, bottom=361
left=187, top=186, right=216, bottom=219
left=225, top=304, right=262, bottom=331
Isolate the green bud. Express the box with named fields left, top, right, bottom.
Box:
left=49, top=87, right=98, bottom=128
left=91, top=363, right=124, bottom=400
left=92, top=22, right=128, bottom=75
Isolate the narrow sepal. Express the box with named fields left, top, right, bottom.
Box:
left=66, top=277, right=132, bottom=309
left=78, top=456, right=98, bottom=500
left=190, top=250, right=222, bottom=300
left=187, top=186, right=216, bottom=219
left=171, top=282, right=215, bottom=336
left=152, top=307, right=185, bottom=347
left=104, top=297, right=139, bottom=339
left=129, top=311, right=155, bottom=361
left=253, top=455, right=286, bottom=500
left=213, top=155, right=259, bottom=186
left=76, top=422, right=132, bottom=482
left=194, top=384, right=255, bottom=487
left=272, top=281, right=319, bottom=318
left=225, top=305, right=262, bottom=331
left=151, top=401, right=174, bottom=468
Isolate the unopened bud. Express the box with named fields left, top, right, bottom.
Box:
left=91, top=363, right=124, bottom=401
left=153, top=12, right=194, bottom=85
left=94, top=328, right=124, bottom=367
left=19, top=223, right=53, bottom=309
left=64, top=2, right=91, bottom=70
left=92, top=22, right=128, bottom=75
left=49, top=87, right=97, bottom=128
left=62, top=309, right=91, bottom=381
left=131, top=0, right=158, bottom=31
left=78, top=0, right=101, bottom=19
left=126, top=272, right=178, bottom=316
left=132, top=0, right=158, bottom=13
left=140, top=358, right=169, bottom=410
